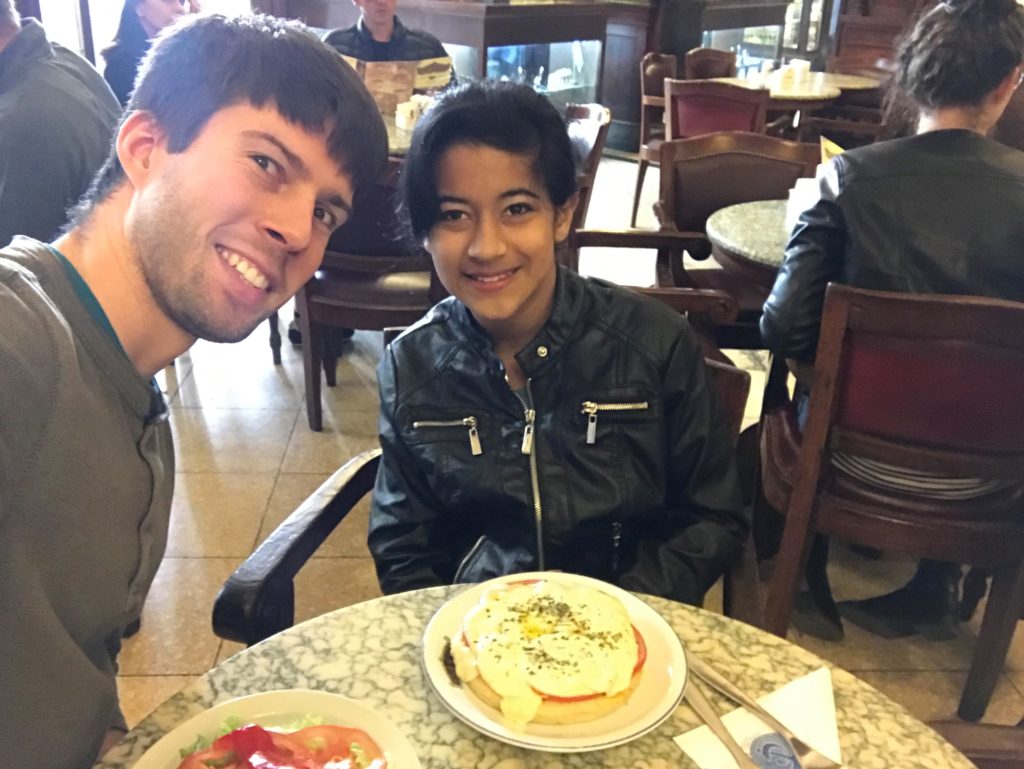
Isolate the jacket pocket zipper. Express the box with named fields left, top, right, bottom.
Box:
left=412, top=416, right=483, bottom=456
left=454, top=535, right=487, bottom=582
left=580, top=400, right=650, bottom=444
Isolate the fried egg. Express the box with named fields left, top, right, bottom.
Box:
left=450, top=579, right=640, bottom=728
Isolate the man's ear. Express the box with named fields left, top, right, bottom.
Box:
left=115, top=111, right=167, bottom=190
left=554, top=192, right=579, bottom=243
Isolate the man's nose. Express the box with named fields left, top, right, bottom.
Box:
left=467, top=214, right=506, bottom=260
left=261, top=190, right=315, bottom=255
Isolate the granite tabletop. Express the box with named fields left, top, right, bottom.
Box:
left=714, top=71, right=880, bottom=102
left=706, top=199, right=790, bottom=270
left=96, top=586, right=972, bottom=769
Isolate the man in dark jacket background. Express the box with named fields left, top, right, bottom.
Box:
left=324, top=0, right=449, bottom=63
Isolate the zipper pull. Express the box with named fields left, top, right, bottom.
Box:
left=521, top=408, right=535, bottom=454
left=582, top=401, right=598, bottom=444
left=466, top=417, right=482, bottom=456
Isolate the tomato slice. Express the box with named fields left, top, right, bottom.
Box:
left=177, top=747, right=244, bottom=769
left=290, top=725, right=387, bottom=768
left=210, top=725, right=319, bottom=769
left=530, top=625, right=648, bottom=703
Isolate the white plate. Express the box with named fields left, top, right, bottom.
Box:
left=422, top=572, right=688, bottom=752
left=132, top=689, right=421, bottom=769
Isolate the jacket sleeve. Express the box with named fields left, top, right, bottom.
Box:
left=368, top=348, right=458, bottom=593
left=759, top=159, right=847, bottom=362
left=618, top=324, right=747, bottom=604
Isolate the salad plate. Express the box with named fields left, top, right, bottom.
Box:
left=133, top=689, right=421, bottom=769
left=421, top=572, right=688, bottom=752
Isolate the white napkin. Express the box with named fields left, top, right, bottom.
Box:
left=674, top=667, right=843, bottom=769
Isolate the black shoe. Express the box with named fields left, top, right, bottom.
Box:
left=123, top=618, right=142, bottom=638
left=839, top=561, right=960, bottom=640
left=287, top=320, right=302, bottom=346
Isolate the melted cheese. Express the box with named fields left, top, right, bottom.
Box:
left=459, top=580, right=638, bottom=728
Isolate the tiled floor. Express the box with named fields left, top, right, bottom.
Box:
left=116, top=156, right=1024, bottom=733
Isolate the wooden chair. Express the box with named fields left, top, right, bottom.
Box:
left=653, top=131, right=819, bottom=348
left=684, top=46, right=738, bottom=80
left=212, top=298, right=760, bottom=646
left=630, top=52, right=677, bottom=228
left=563, top=102, right=612, bottom=270
left=928, top=721, right=1024, bottom=769
left=663, top=79, right=769, bottom=141
left=760, top=284, right=1024, bottom=721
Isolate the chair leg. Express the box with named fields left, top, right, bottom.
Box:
left=630, top=160, right=649, bottom=228
left=762, top=497, right=816, bottom=636
left=301, top=314, right=323, bottom=432
left=323, top=334, right=339, bottom=388
left=957, top=562, right=1024, bottom=721
left=268, top=311, right=281, bottom=365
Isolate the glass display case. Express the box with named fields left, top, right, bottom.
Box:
left=444, top=40, right=602, bottom=112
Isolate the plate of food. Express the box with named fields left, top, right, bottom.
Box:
left=422, top=572, right=688, bottom=752
left=133, top=689, right=421, bottom=769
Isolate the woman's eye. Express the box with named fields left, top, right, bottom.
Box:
left=439, top=209, right=465, bottom=222
left=507, top=202, right=534, bottom=216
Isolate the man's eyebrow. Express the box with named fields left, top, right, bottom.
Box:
left=243, top=130, right=309, bottom=179
left=326, top=194, right=352, bottom=216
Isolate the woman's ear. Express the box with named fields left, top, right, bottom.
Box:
left=554, top=192, right=579, bottom=243
left=115, top=111, right=167, bottom=191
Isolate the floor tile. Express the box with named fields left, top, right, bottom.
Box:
left=292, top=557, right=383, bottom=621
left=170, top=408, right=297, bottom=474
left=175, top=351, right=304, bottom=410
left=255, top=473, right=374, bottom=558
left=281, top=406, right=379, bottom=474
left=166, top=473, right=277, bottom=557
left=118, top=557, right=237, bottom=676
left=857, top=671, right=1024, bottom=725
left=117, top=675, right=195, bottom=728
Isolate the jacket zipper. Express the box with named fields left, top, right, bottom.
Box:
left=454, top=535, right=487, bottom=582
left=580, top=400, right=650, bottom=444
left=612, top=521, right=623, bottom=575
left=520, top=378, right=545, bottom=570
left=411, top=416, right=483, bottom=456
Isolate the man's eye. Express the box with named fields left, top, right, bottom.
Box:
left=252, top=154, right=280, bottom=175
left=314, top=206, right=337, bottom=228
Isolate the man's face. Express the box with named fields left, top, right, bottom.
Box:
left=126, top=103, right=354, bottom=343
left=355, top=0, right=398, bottom=35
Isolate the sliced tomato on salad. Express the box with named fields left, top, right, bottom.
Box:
left=176, top=723, right=386, bottom=769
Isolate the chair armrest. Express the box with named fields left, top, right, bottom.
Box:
left=212, top=449, right=382, bottom=645
left=573, top=227, right=705, bottom=251
left=632, top=287, right=739, bottom=325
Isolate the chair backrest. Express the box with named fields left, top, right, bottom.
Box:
left=658, top=131, right=819, bottom=234
left=565, top=102, right=612, bottom=232
left=639, top=52, right=677, bottom=148
left=808, top=284, right=1024, bottom=478
left=324, top=157, right=410, bottom=263
left=664, top=79, right=769, bottom=141
left=684, top=47, right=738, bottom=80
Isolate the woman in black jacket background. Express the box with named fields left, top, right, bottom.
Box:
left=102, top=0, right=192, bottom=105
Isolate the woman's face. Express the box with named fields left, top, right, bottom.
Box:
left=425, top=143, right=575, bottom=350
left=135, top=0, right=186, bottom=38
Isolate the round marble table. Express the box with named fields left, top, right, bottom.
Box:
left=95, top=586, right=971, bottom=769
left=706, top=199, right=790, bottom=291
left=713, top=72, right=881, bottom=112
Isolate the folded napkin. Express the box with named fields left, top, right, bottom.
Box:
left=674, top=666, right=843, bottom=769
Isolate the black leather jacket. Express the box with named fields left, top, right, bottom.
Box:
left=369, top=268, right=746, bottom=603
left=761, top=130, right=1024, bottom=361
left=323, top=17, right=448, bottom=63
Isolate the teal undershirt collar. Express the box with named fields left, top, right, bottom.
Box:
left=47, top=244, right=126, bottom=355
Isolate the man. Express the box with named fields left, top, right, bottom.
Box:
left=324, top=0, right=448, bottom=63
left=0, top=13, right=386, bottom=769
left=0, top=3, right=120, bottom=246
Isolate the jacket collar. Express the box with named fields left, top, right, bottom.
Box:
left=451, top=266, right=588, bottom=376
left=355, top=15, right=408, bottom=47
left=0, top=20, right=51, bottom=90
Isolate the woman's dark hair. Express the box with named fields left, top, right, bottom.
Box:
left=72, top=13, right=388, bottom=224
left=104, top=0, right=149, bottom=57
left=896, top=0, right=1024, bottom=109
left=400, top=80, right=578, bottom=242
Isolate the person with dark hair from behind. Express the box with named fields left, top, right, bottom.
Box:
left=0, top=1, right=119, bottom=246
left=0, top=14, right=386, bottom=769
left=760, top=0, right=1024, bottom=640
left=102, top=0, right=199, bottom=105
left=369, top=80, right=746, bottom=604
left=324, top=0, right=448, bottom=64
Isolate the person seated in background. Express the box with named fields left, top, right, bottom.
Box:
left=368, top=80, right=747, bottom=604
left=0, top=14, right=386, bottom=768
left=102, top=0, right=200, bottom=105
left=0, top=2, right=119, bottom=246
left=760, top=0, right=1024, bottom=640
left=324, top=0, right=448, bottom=64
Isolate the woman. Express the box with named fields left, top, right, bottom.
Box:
left=102, top=0, right=196, bottom=105
left=368, top=81, right=746, bottom=604
left=759, top=0, right=1024, bottom=639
